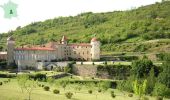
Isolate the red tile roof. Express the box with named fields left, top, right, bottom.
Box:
left=91, top=37, right=98, bottom=42
left=15, top=47, right=55, bottom=51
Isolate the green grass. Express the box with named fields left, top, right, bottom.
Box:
left=0, top=78, right=169, bottom=100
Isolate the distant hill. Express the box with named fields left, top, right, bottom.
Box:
left=0, top=1, right=170, bottom=53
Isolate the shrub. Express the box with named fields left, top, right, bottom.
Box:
left=111, top=91, right=116, bottom=98
left=153, top=83, right=170, bottom=98
left=128, top=93, right=133, bottom=97
left=65, top=92, right=73, bottom=99
left=155, top=96, right=163, bottom=100
left=41, top=84, right=44, bottom=87
left=44, top=86, right=50, bottom=91
left=53, top=89, right=60, bottom=94
left=0, top=82, right=2, bottom=85
left=88, top=90, right=93, bottom=94
left=98, top=89, right=102, bottom=93
left=34, top=73, right=46, bottom=81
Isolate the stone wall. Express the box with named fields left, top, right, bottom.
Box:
left=72, top=64, right=97, bottom=77
left=72, top=64, right=109, bottom=79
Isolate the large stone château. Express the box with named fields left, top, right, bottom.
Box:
left=7, top=36, right=100, bottom=70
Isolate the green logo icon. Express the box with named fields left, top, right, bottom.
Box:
left=0, top=0, right=18, bottom=19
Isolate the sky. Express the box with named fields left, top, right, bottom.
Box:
left=0, top=0, right=162, bottom=33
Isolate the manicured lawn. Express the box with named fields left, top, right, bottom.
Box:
left=0, top=78, right=168, bottom=100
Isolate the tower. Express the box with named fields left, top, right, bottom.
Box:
left=90, top=37, right=100, bottom=60
left=61, top=36, right=67, bottom=44
left=7, top=36, right=15, bottom=66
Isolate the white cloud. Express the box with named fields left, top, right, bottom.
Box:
left=0, top=0, right=161, bottom=33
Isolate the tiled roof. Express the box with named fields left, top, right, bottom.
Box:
left=15, top=47, right=55, bottom=51
left=91, top=37, right=98, bottom=42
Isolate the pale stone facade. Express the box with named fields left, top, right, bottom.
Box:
left=7, top=36, right=100, bottom=70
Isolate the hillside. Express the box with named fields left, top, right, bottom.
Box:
left=0, top=1, right=170, bottom=53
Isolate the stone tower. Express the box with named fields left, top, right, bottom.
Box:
left=61, top=36, right=67, bottom=44
left=7, top=36, right=15, bottom=66
left=90, top=37, right=100, bottom=60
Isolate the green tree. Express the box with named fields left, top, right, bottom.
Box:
left=133, top=79, right=147, bottom=99
left=131, top=57, right=153, bottom=78
left=146, top=68, right=156, bottom=94
left=158, top=62, right=170, bottom=88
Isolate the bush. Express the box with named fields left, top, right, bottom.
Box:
left=153, top=83, right=170, bottom=98
left=0, top=74, right=16, bottom=78
left=34, top=73, right=46, bottom=81
left=111, top=91, right=116, bottom=98
left=128, top=93, right=133, bottom=97
left=98, top=89, right=102, bottom=93
left=44, top=86, right=50, bottom=91
left=155, top=96, right=163, bottom=100
left=88, top=90, right=93, bottom=94
left=0, top=82, right=2, bottom=85
left=53, top=89, right=60, bottom=94
left=65, top=92, right=73, bottom=99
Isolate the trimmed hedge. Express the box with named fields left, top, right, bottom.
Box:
left=65, top=92, right=73, bottom=99
left=53, top=89, right=60, bottom=94
left=0, top=74, right=16, bottom=78
left=44, top=86, right=50, bottom=91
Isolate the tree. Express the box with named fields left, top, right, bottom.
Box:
left=131, top=57, right=153, bottom=78
left=17, top=74, right=29, bottom=93
left=146, top=68, right=156, bottom=94
left=17, top=74, right=38, bottom=100
left=24, top=79, right=38, bottom=100
left=133, top=79, right=147, bottom=99
left=158, top=62, right=170, bottom=88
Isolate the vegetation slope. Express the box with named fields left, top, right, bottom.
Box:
left=0, top=1, right=170, bottom=53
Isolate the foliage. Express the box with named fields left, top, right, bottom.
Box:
left=64, top=67, right=71, bottom=73
left=47, top=77, right=55, bottom=85
left=44, top=86, right=50, bottom=91
left=128, top=93, right=133, bottom=97
left=157, top=61, right=170, bottom=88
left=0, top=82, right=2, bottom=85
left=117, top=79, right=133, bottom=93
left=31, top=73, right=46, bottom=81
left=97, top=65, right=131, bottom=80
left=155, top=96, right=163, bottom=100
left=88, top=90, right=93, bottom=94
left=97, top=81, right=111, bottom=92
left=133, top=79, right=147, bottom=98
left=65, top=92, right=73, bottom=99
left=17, top=74, right=30, bottom=93
left=0, top=1, right=170, bottom=53
left=17, top=74, right=38, bottom=100
left=131, top=58, right=154, bottom=78
left=53, top=89, right=60, bottom=94
left=152, top=82, right=170, bottom=98
left=146, top=68, right=156, bottom=94
left=110, top=90, right=116, bottom=98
